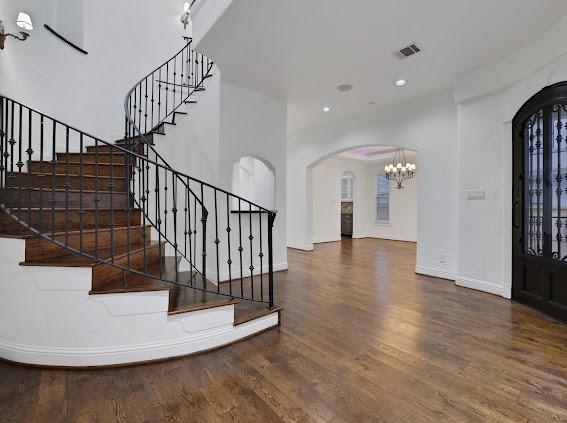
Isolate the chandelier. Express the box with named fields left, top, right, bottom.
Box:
left=384, top=148, right=415, bottom=189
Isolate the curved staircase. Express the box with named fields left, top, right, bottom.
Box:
left=0, top=38, right=280, bottom=366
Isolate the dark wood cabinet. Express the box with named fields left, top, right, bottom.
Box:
left=341, top=201, right=353, bottom=237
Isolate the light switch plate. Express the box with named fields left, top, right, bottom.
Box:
left=466, top=190, right=485, bottom=200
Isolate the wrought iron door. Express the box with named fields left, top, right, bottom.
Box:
left=513, top=82, right=567, bottom=323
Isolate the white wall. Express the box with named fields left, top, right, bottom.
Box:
left=219, top=81, right=288, bottom=274
left=0, top=0, right=187, bottom=141
left=311, top=156, right=417, bottom=244
left=288, top=91, right=457, bottom=279
left=455, top=14, right=567, bottom=298
left=361, top=160, right=417, bottom=243
left=149, top=73, right=288, bottom=280
left=312, top=158, right=365, bottom=243
left=233, top=157, right=275, bottom=210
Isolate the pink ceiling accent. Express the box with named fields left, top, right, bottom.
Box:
left=348, top=146, right=397, bottom=158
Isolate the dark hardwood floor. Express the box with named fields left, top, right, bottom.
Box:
left=1, top=238, right=566, bottom=422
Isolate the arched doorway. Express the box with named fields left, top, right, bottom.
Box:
left=232, top=156, right=276, bottom=210
left=309, top=145, right=417, bottom=246
left=512, top=82, right=567, bottom=322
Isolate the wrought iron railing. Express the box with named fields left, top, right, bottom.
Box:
left=0, top=39, right=276, bottom=307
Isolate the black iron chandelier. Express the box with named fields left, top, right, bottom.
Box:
left=384, top=147, right=415, bottom=189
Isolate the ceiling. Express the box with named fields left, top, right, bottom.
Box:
left=338, top=146, right=416, bottom=163
left=197, top=0, right=567, bottom=135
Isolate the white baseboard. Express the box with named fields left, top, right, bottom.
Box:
left=416, top=266, right=511, bottom=299
left=287, top=242, right=313, bottom=251
left=0, top=311, right=279, bottom=367
left=415, top=265, right=456, bottom=281
left=313, top=236, right=342, bottom=244
left=456, top=275, right=512, bottom=299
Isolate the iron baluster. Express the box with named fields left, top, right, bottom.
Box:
left=249, top=202, right=254, bottom=300
left=238, top=198, right=243, bottom=297
left=268, top=211, right=275, bottom=308
left=201, top=183, right=207, bottom=286
left=50, top=121, right=56, bottom=240
left=79, top=133, right=84, bottom=252
left=214, top=189, right=220, bottom=291
left=226, top=194, right=232, bottom=296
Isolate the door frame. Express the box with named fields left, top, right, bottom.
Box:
left=512, top=81, right=567, bottom=322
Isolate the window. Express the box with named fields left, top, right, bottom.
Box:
left=341, top=173, right=354, bottom=201
left=376, top=173, right=390, bottom=222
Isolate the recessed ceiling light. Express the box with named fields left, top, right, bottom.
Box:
left=395, top=79, right=407, bottom=87
left=322, top=106, right=331, bottom=112
left=338, top=84, right=353, bottom=92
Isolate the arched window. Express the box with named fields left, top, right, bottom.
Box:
left=232, top=156, right=275, bottom=209
left=340, top=171, right=355, bottom=201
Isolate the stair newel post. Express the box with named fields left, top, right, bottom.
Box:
left=267, top=211, right=276, bottom=308
left=201, top=183, right=207, bottom=287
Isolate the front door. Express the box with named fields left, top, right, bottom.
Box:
left=512, top=82, right=567, bottom=323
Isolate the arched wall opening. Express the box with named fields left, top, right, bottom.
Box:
left=232, top=156, right=276, bottom=210
left=310, top=145, right=418, bottom=245
left=286, top=91, right=458, bottom=279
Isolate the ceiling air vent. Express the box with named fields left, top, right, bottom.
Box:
left=394, top=44, right=421, bottom=60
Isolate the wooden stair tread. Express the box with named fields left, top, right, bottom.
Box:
left=89, top=256, right=177, bottom=294
left=20, top=240, right=162, bottom=268
left=4, top=187, right=128, bottom=195
left=22, top=224, right=150, bottom=239
left=168, top=271, right=239, bottom=315
left=4, top=207, right=141, bottom=211
left=233, top=305, right=282, bottom=326
left=29, top=160, right=126, bottom=167
left=7, top=172, right=125, bottom=180
left=168, top=298, right=238, bottom=315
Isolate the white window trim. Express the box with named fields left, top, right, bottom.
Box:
left=376, top=172, right=390, bottom=224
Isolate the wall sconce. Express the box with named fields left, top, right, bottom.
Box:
left=180, top=2, right=191, bottom=30
left=0, top=12, right=33, bottom=50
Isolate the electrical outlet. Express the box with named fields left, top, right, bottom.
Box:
left=439, top=255, right=446, bottom=264
left=466, top=190, right=485, bottom=200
